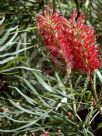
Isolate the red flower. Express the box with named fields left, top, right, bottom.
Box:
left=32, top=131, right=49, bottom=136
left=32, top=130, right=60, bottom=136
left=36, top=7, right=101, bottom=75
left=36, top=6, right=73, bottom=71
left=69, top=10, right=101, bottom=75
left=42, top=131, right=49, bottom=136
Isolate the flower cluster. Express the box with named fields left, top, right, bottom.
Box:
left=32, top=131, right=49, bottom=136
left=32, top=130, right=60, bottom=136
left=36, top=6, right=101, bottom=76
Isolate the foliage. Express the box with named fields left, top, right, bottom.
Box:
left=0, top=0, right=102, bottom=136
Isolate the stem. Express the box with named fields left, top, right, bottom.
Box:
left=67, top=70, right=77, bottom=121
left=58, top=129, right=60, bottom=136
left=91, top=73, right=102, bottom=115
left=53, top=0, right=56, bottom=12
left=91, top=73, right=98, bottom=101
left=75, top=75, right=82, bottom=88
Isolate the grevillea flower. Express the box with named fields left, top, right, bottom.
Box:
left=69, top=10, right=101, bottom=76
left=36, top=6, right=73, bottom=72
left=32, top=130, right=60, bottom=136
left=42, top=131, right=49, bottom=136
left=36, top=6, right=101, bottom=76
left=32, top=131, right=49, bottom=136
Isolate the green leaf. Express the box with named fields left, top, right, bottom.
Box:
left=9, top=86, right=37, bottom=105
left=0, top=56, right=15, bottom=64
left=0, top=109, right=52, bottom=132
left=55, top=72, right=66, bottom=94
left=0, top=26, right=18, bottom=46
left=33, top=72, right=54, bottom=92
left=95, top=69, right=102, bottom=83
left=0, top=112, right=29, bottom=123
left=0, top=46, right=32, bottom=58
left=97, top=122, right=102, bottom=129
left=16, top=76, right=51, bottom=108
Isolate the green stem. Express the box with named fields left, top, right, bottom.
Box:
left=91, top=73, right=102, bottom=115
left=53, top=0, right=56, bottom=12
left=67, top=71, right=77, bottom=122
